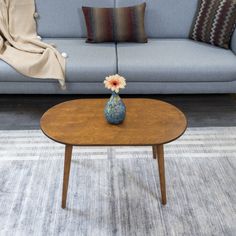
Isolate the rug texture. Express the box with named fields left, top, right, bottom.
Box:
left=0, top=127, right=235, bottom=236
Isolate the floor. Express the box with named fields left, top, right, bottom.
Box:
left=0, top=94, right=235, bottom=236
left=0, top=94, right=235, bottom=130
left=0, top=127, right=235, bottom=236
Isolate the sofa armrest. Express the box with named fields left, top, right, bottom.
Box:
left=231, top=30, right=236, bottom=55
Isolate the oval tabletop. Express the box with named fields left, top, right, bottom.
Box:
left=40, top=99, right=187, bottom=146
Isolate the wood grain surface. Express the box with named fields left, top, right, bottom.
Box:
left=40, top=99, right=187, bottom=146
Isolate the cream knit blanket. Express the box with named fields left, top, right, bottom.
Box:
left=0, top=0, right=66, bottom=87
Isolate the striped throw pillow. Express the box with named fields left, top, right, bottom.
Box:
left=190, top=0, right=236, bottom=49
left=82, top=3, right=147, bottom=43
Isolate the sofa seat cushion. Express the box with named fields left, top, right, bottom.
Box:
left=117, top=39, right=236, bottom=83
left=0, top=38, right=117, bottom=83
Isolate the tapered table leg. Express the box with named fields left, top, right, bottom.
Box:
left=156, top=145, right=167, bottom=205
left=62, top=145, right=73, bottom=209
left=152, top=146, right=157, bottom=159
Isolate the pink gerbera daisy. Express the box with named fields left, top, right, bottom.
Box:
left=104, top=74, right=126, bottom=93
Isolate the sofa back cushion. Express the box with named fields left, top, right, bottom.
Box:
left=116, top=0, right=199, bottom=38
left=36, top=0, right=198, bottom=38
left=35, top=0, right=115, bottom=38
left=231, top=30, right=236, bottom=54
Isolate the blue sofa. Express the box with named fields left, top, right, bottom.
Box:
left=0, top=0, right=236, bottom=94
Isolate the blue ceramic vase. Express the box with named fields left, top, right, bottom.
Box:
left=104, top=92, right=126, bottom=124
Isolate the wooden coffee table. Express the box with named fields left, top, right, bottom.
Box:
left=40, top=99, right=187, bottom=208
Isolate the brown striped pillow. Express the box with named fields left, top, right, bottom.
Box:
left=190, top=0, right=236, bottom=49
left=82, top=3, right=147, bottom=43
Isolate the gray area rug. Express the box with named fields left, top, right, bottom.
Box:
left=0, top=127, right=235, bottom=236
